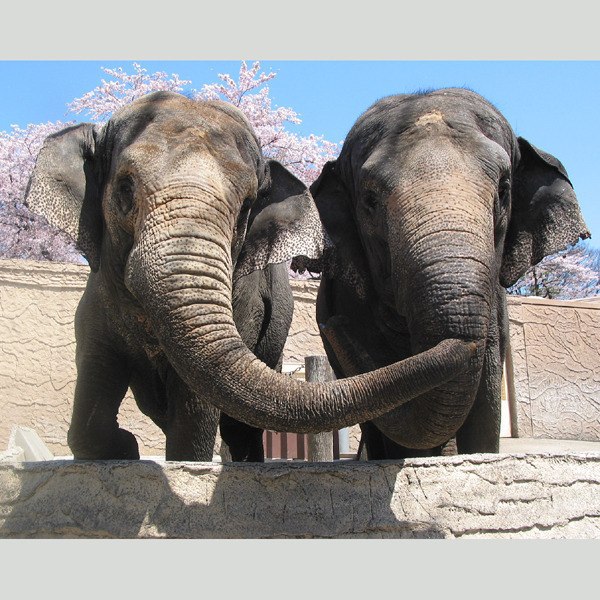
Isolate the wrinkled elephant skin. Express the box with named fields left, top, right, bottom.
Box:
left=310, top=88, right=590, bottom=459
left=25, top=91, right=475, bottom=462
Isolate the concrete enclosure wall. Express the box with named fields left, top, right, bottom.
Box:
left=1, top=259, right=600, bottom=456
left=506, top=296, right=600, bottom=441
left=2, top=454, right=600, bottom=538
left=0, top=260, right=328, bottom=456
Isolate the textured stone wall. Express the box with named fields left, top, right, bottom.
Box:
left=0, top=261, right=84, bottom=455
left=0, top=260, right=166, bottom=456
left=507, top=296, right=600, bottom=441
left=2, top=454, right=600, bottom=538
left=282, top=279, right=326, bottom=364
left=2, top=260, right=599, bottom=456
left=0, top=261, right=328, bottom=457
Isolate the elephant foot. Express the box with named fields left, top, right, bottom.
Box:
left=108, top=429, right=141, bottom=459
left=440, top=437, right=458, bottom=456
left=68, top=427, right=140, bottom=460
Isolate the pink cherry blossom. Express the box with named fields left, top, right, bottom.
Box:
left=67, top=63, right=191, bottom=122
left=507, top=243, right=600, bottom=299
left=195, top=61, right=340, bottom=185
left=0, top=120, right=82, bottom=262
left=1, top=61, right=340, bottom=264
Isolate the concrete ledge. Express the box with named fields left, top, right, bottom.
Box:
left=2, top=453, right=600, bottom=539
left=500, top=437, right=600, bottom=453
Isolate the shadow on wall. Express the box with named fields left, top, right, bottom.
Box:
left=0, top=459, right=448, bottom=539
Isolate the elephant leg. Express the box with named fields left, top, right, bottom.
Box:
left=164, top=366, right=220, bottom=461
left=360, top=422, right=444, bottom=459
left=455, top=359, right=501, bottom=453
left=68, top=345, right=138, bottom=460
left=223, top=264, right=293, bottom=462
left=129, top=365, right=169, bottom=433
left=219, top=412, right=265, bottom=462
left=359, top=422, right=388, bottom=460
left=129, top=356, right=218, bottom=460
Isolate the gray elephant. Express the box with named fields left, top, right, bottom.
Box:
left=309, top=88, right=590, bottom=459
left=24, top=91, right=474, bottom=462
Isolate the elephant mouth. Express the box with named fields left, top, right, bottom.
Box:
left=371, top=277, right=490, bottom=448
left=318, top=258, right=490, bottom=450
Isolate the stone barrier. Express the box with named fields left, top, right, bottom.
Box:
left=2, top=453, right=600, bottom=539
left=506, top=296, right=600, bottom=441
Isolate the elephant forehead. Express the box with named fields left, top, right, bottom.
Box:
left=390, top=132, right=510, bottom=190
left=115, top=134, right=253, bottom=189
left=396, top=144, right=472, bottom=185
left=389, top=154, right=498, bottom=221
left=414, top=110, right=446, bottom=127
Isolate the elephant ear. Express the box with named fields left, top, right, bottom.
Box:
left=24, top=123, right=102, bottom=271
left=233, top=160, right=330, bottom=280
left=308, top=160, right=372, bottom=301
left=500, top=137, right=591, bottom=288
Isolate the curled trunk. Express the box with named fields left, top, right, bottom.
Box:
left=125, top=200, right=475, bottom=434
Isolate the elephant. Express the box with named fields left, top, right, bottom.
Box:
left=24, top=90, right=474, bottom=462
left=308, top=88, right=591, bottom=460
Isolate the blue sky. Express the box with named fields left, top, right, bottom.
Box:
left=1, top=60, right=598, bottom=248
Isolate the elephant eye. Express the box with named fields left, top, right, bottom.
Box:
left=362, top=190, right=379, bottom=211
left=495, top=176, right=511, bottom=216
left=498, top=177, right=511, bottom=206
left=116, top=176, right=135, bottom=216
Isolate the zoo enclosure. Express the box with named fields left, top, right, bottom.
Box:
left=1, top=259, right=599, bottom=459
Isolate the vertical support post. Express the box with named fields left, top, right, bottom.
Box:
left=296, top=434, right=306, bottom=460
left=504, top=342, right=519, bottom=438
left=305, top=355, right=335, bottom=462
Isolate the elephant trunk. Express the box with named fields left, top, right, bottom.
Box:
left=371, top=163, right=495, bottom=448
left=125, top=184, right=475, bottom=433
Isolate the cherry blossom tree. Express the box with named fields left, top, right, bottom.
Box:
left=507, top=242, right=600, bottom=299
left=195, top=61, right=339, bottom=184
left=1, top=61, right=340, bottom=264
left=0, top=120, right=81, bottom=261
left=66, top=63, right=191, bottom=122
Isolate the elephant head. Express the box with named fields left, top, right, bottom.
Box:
left=310, top=88, right=590, bottom=454
left=24, top=91, right=474, bottom=440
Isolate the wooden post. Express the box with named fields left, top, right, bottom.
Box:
left=305, top=355, right=335, bottom=462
